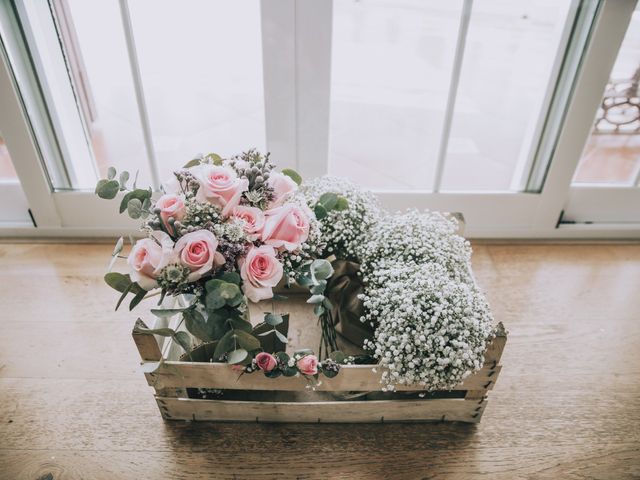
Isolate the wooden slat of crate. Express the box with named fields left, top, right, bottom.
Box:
left=155, top=396, right=486, bottom=423
left=145, top=362, right=501, bottom=392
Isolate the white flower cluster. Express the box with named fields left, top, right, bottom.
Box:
left=356, top=209, right=472, bottom=282
left=302, top=176, right=381, bottom=260
left=360, top=262, right=493, bottom=391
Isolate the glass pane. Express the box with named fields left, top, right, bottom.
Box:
left=127, top=0, right=266, bottom=179
left=329, top=0, right=573, bottom=192
left=328, top=0, right=463, bottom=190
left=0, top=135, right=31, bottom=223
left=573, top=7, right=640, bottom=185
left=0, top=135, right=18, bottom=181
left=440, top=0, right=573, bottom=191
left=12, top=0, right=265, bottom=189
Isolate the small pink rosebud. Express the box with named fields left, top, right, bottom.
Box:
left=296, top=354, right=318, bottom=376
left=255, top=352, right=278, bottom=372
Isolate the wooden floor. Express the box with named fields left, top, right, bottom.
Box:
left=1, top=243, right=639, bottom=479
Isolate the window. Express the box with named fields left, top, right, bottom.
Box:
left=0, top=0, right=638, bottom=237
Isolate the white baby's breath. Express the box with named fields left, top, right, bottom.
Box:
left=361, top=262, right=493, bottom=391
left=302, top=176, right=381, bottom=260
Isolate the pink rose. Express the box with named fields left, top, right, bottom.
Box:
left=268, top=171, right=298, bottom=207
left=255, top=352, right=277, bottom=372
left=127, top=231, right=175, bottom=290
left=155, top=194, right=186, bottom=234
left=174, top=230, right=224, bottom=282
left=193, top=164, right=249, bottom=217
left=232, top=206, right=265, bottom=241
left=297, top=355, right=318, bottom=376
left=239, top=245, right=284, bottom=302
left=261, top=204, right=311, bottom=252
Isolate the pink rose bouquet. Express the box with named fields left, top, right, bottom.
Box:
left=96, top=149, right=348, bottom=373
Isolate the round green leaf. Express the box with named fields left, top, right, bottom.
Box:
left=314, top=204, right=327, bottom=220
left=107, top=166, right=117, bottom=180
left=311, top=259, right=334, bottom=281
left=335, top=196, right=349, bottom=211
left=227, top=348, right=248, bottom=364
left=319, top=192, right=338, bottom=210
left=281, top=168, right=302, bottom=185
left=96, top=179, right=120, bottom=199
left=127, top=198, right=143, bottom=219
left=234, top=330, right=261, bottom=351
left=264, top=312, right=283, bottom=326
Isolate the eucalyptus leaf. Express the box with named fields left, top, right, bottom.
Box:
left=307, top=294, right=325, bottom=304
left=95, top=179, right=120, bottom=199
left=205, top=152, right=223, bottom=165
left=234, top=330, right=261, bottom=351
left=115, top=283, right=133, bottom=310
left=112, top=237, right=124, bottom=257
left=205, top=278, right=225, bottom=292
left=274, top=330, right=288, bottom=344
left=129, top=286, right=147, bottom=311
left=119, top=188, right=152, bottom=214
left=335, top=196, right=349, bottom=211
left=127, top=198, right=143, bottom=219
left=227, top=348, right=248, bottom=365
left=228, top=317, right=252, bottom=333
left=218, top=271, right=241, bottom=285
left=264, top=312, right=283, bottom=326
left=104, top=272, right=131, bottom=292
left=183, top=158, right=201, bottom=168
left=219, top=282, right=241, bottom=300
left=295, top=275, right=314, bottom=287
left=213, top=329, right=235, bottom=359
left=107, top=166, right=117, bottom=180
left=330, top=350, right=346, bottom=364
left=323, top=368, right=339, bottom=378
left=311, top=259, right=334, bottom=281
left=119, top=171, right=130, bottom=188
left=205, top=290, right=226, bottom=310
left=172, top=331, right=192, bottom=352
left=310, top=280, right=326, bottom=295
left=314, top=204, right=327, bottom=220
left=150, top=307, right=190, bottom=318
left=319, top=192, right=338, bottom=210
left=133, top=325, right=175, bottom=337
left=183, top=309, right=213, bottom=342
left=281, top=168, right=302, bottom=185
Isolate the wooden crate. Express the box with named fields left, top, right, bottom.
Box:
left=133, top=295, right=506, bottom=424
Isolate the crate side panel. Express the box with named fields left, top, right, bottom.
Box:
left=156, top=397, right=484, bottom=423
left=147, top=362, right=501, bottom=392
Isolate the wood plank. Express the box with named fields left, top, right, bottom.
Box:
left=156, top=396, right=484, bottom=423
left=146, top=362, right=501, bottom=392
left=131, top=319, right=162, bottom=361
left=2, top=243, right=640, bottom=479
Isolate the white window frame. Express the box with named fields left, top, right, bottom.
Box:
left=0, top=0, right=638, bottom=239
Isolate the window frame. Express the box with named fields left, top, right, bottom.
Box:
left=0, top=0, right=637, bottom=239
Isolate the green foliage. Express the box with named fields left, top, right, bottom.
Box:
left=227, top=348, right=248, bottom=364
left=172, top=331, right=192, bottom=353
left=119, top=188, right=152, bottom=215
left=104, top=272, right=147, bottom=311
left=205, top=278, right=244, bottom=310
left=311, top=259, right=334, bottom=281
left=95, top=179, right=120, bottom=199
left=264, top=312, right=283, bottom=326
left=313, top=192, right=349, bottom=220
left=204, top=152, right=223, bottom=165
left=183, top=158, right=202, bottom=168
left=281, top=168, right=302, bottom=185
